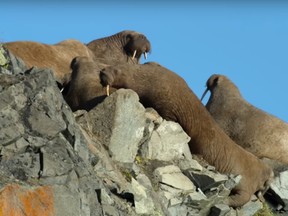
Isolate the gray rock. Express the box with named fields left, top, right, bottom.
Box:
left=154, top=164, right=198, bottom=213
left=238, top=196, right=263, bottom=216
left=100, top=188, right=115, bottom=205
left=141, top=120, right=191, bottom=162
left=154, top=165, right=195, bottom=191
left=167, top=204, right=189, bottom=216
left=40, top=139, right=74, bottom=178
left=53, top=185, right=81, bottom=216
left=0, top=66, right=105, bottom=215
left=0, top=107, right=25, bottom=146
left=183, top=169, right=229, bottom=195
left=177, top=157, right=203, bottom=172
left=102, top=204, right=121, bottom=216
left=209, top=204, right=230, bottom=216
left=77, top=89, right=146, bottom=165
left=0, top=45, right=8, bottom=66
left=0, top=44, right=27, bottom=75
left=131, top=178, right=155, bottom=215
left=0, top=151, right=40, bottom=181
left=270, top=170, right=288, bottom=210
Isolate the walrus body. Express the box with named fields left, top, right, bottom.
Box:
left=4, top=30, right=151, bottom=86
left=202, top=74, right=288, bottom=164
left=99, top=62, right=274, bottom=207
left=4, top=39, right=93, bottom=85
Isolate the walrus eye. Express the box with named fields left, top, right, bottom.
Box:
left=213, top=77, right=219, bottom=86
left=126, top=34, right=132, bottom=41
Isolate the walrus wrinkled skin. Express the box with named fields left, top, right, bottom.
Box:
left=4, top=30, right=151, bottom=86
left=64, top=56, right=117, bottom=111
left=99, top=62, right=274, bottom=207
left=202, top=74, right=288, bottom=164
left=87, top=30, right=151, bottom=65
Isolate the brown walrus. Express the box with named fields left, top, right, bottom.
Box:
left=99, top=62, right=274, bottom=207
left=4, top=39, right=93, bottom=85
left=4, top=30, right=151, bottom=86
left=63, top=31, right=151, bottom=111
left=201, top=74, right=288, bottom=165
left=87, top=30, right=151, bottom=65
left=63, top=56, right=118, bottom=111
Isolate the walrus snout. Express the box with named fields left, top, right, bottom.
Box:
left=100, top=68, right=114, bottom=87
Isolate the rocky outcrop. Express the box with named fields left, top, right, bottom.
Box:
left=0, top=44, right=287, bottom=216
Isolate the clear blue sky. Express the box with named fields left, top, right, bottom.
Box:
left=1, top=1, right=287, bottom=122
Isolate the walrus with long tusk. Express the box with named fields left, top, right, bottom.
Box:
left=87, top=30, right=151, bottom=65
left=63, top=56, right=118, bottom=111
left=4, top=30, right=151, bottom=87
left=201, top=74, right=288, bottom=165
left=99, top=62, right=274, bottom=207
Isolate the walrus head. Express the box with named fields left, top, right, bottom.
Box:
left=124, top=33, right=151, bottom=61
left=201, top=74, right=220, bottom=101
left=87, top=30, right=151, bottom=64
left=201, top=74, right=241, bottom=101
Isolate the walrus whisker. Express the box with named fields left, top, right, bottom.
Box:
left=60, top=87, right=64, bottom=93
left=132, top=50, right=137, bottom=60
left=106, top=85, right=110, bottom=96
left=200, top=88, right=209, bottom=101
left=144, top=52, right=147, bottom=59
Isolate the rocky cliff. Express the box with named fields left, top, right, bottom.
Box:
left=0, top=44, right=287, bottom=216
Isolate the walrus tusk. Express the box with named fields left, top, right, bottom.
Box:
left=200, top=87, right=209, bottom=101
left=132, top=50, right=137, bottom=60
left=144, top=52, right=147, bottom=59
left=106, top=85, right=110, bottom=96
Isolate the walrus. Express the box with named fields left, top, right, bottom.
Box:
left=4, top=30, right=151, bottom=86
left=63, top=56, right=118, bottom=111
left=99, top=62, right=274, bottom=207
left=87, top=30, right=151, bottom=65
left=63, top=31, right=151, bottom=111
left=4, top=39, right=93, bottom=86
left=201, top=74, right=288, bottom=165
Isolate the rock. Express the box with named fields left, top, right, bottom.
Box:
left=0, top=45, right=8, bottom=66
left=0, top=184, right=54, bottom=216
left=269, top=170, right=288, bottom=211
left=0, top=58, right=105, bottom=215
left=77, top=89, right=146, bottom=165
left=154, top=165, right=195, bottom=192
left=141, top=120, right=191, bottom=162
left=53, top=185, right=81, bottom=216
left=131, top=178, right=155, bottom=215
left=238, top=196, right=263, bottom=216
left=167, top=204, right=189, bottom=216
left=208, top=204, right=230, bottom=216
left=0, top=45, right=27, bottom=75
left=183, top=169, right=229, bottom=194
